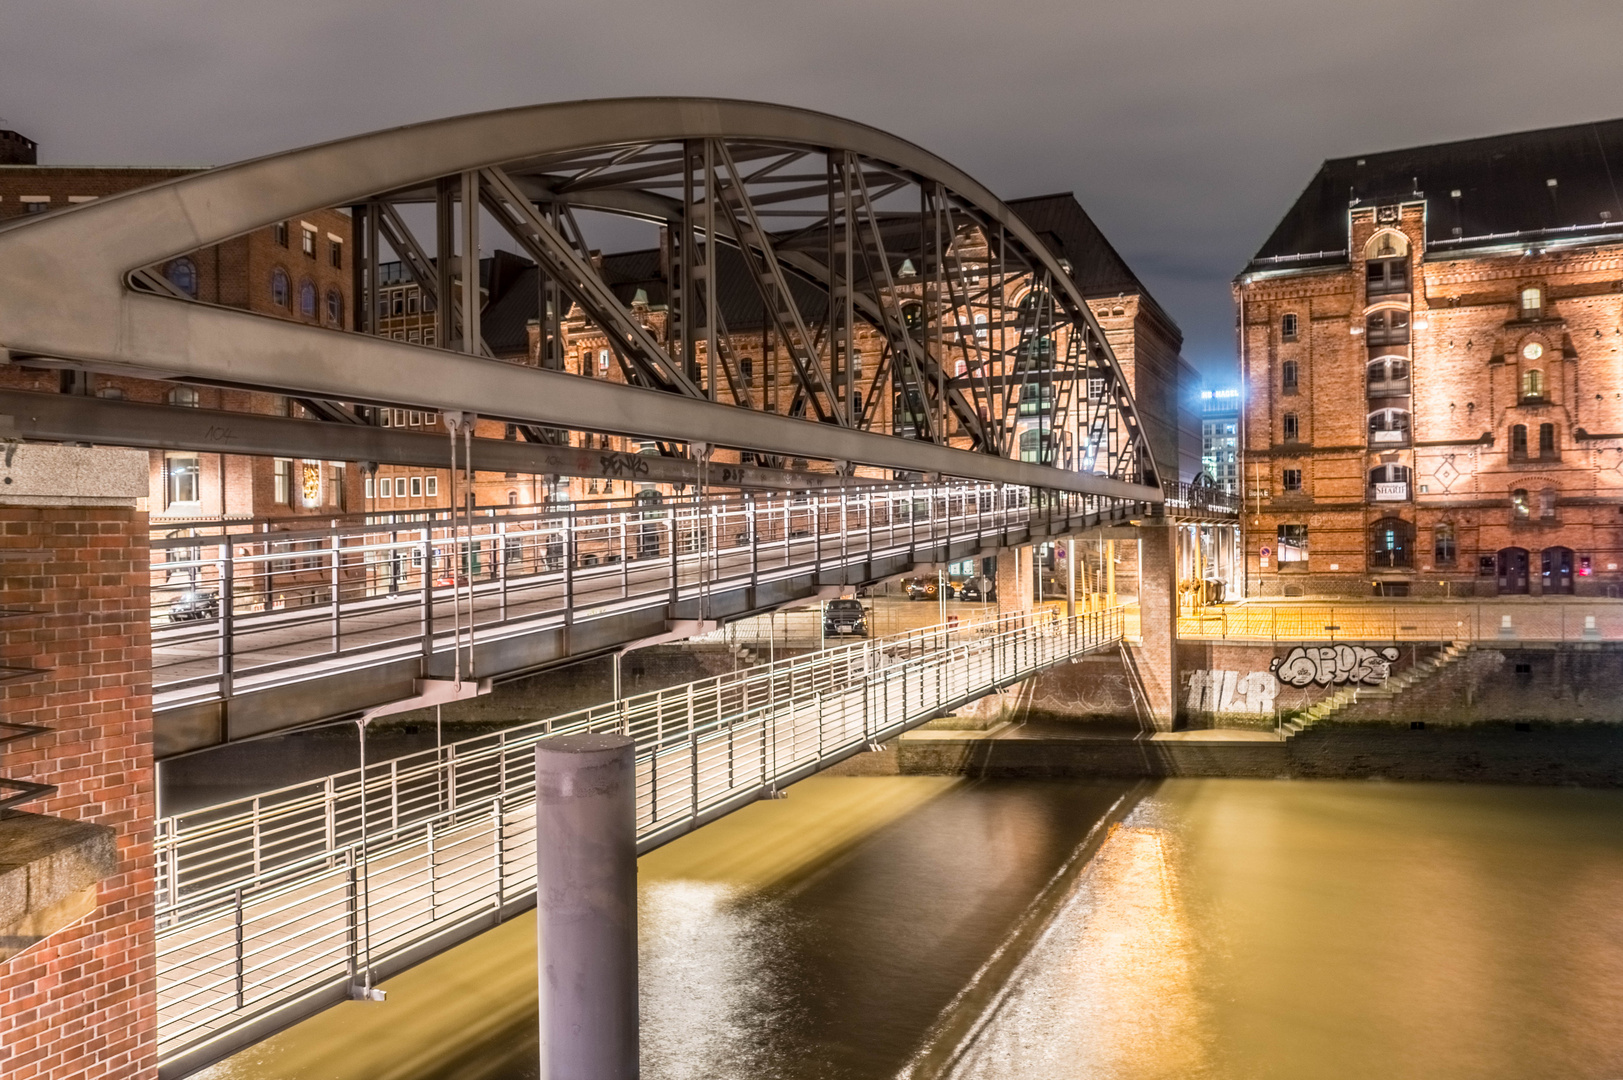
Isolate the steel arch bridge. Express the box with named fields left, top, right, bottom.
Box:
left=0, top=97, right=1161, bottom=501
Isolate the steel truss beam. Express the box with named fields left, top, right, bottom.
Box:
left=0, top=98, right=1161, bottom=502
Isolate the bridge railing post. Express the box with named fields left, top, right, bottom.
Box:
left=421, top=528, right=434, bottom=673
left=219, top=544, right=235, bottom=701
left=330, top=532, right=342, bottom=656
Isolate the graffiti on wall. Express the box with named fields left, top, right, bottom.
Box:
left=1186, top=670, right=1278, bottom=713
left=1270, top=645, right=1399, bottom=687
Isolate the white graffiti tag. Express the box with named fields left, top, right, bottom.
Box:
left=1186, top=670, right=1278, bottom=713
left=1269, top=645, right=1399, bottom=688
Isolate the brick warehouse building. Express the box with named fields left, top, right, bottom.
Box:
left=1236, top=117, right=1623, bottom=597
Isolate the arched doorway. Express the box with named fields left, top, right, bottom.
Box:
left=1542, top=546, right=1575, bottom=594
left=1496, top=547, right=1530, bottom=594
left=1369, top=516, right=1414, bottom=568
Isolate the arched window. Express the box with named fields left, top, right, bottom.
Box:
left=1511, top=424, right=1528, bottom=458
left=1369, top=463, right=1412, bottom=496
left=325, top=288, right=343, bottom=326
left=1367, top=356, right=1409, bottom=393
left=1282, top=359, right=1299, bottom=392
left=1364, top=231, right=1410, bottom=261
left=1520, top=368, right=1545, bottom=401
left=167, top=386, right=199, bottom=408
left=299, top=279, right=317, bottom=318
left=1365, top=232, right=1410, bottom=297
left=1369, top=516, right=1414, bottom=568
left=1368, top=408, right=1410, bottom=444
left=1281, top=313, right=1298, bottom=341
left=1539, top=486, right=1557, bottom=519
left=507, top=491, right=518, bottom=507
left=270, top=268, right=289, bottom=307
left=1512, top=488, right=1530, bottom=519
left=1365, top=308, right=1410, bottom=346
left=1539, top=422, right=1556, bottom=455
left=164, top=257, right=198, bottom=298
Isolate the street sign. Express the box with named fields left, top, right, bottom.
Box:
left=1260, top=546, right=1271, bottom=557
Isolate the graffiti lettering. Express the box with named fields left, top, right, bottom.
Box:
left=1269, top=645, right=1398, bottom=688
left=599, top=453, right=651, bottom=479
left=1186, top=670, right=1277, bottom=713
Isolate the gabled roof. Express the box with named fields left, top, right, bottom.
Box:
left=1007, top=191, right=1180, bottom=342
left=1250, top=117, right=1623, bottom=270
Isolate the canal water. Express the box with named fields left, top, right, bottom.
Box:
left=206, top=777, right=1623, bottom=1080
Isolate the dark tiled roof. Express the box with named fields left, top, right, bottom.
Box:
left=1251, top=117, right=1623, bottom=268
left=1007, top=192, right=1179, bottom=339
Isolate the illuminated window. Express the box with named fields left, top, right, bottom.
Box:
left=1521, top=286, right=1542, bottom=315
left=302, top=227, right=317, bottom=258
left=1520, top=368, right=1544, bottom=401
left=599, top=349, right=610, bottom=371
left=1281, top=313, right=1298, bottom=340
left=1512, top=488, right=1530, bottom=519
left=164, top=454, right=200, bottom=507
left=1277, top=524, right=1308, bottom=563
left=167, top=386, right=199, bottom=408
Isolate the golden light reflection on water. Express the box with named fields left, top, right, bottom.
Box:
left=941, top=818, right=1211, bottom=1080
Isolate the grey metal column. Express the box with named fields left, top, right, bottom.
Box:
left=534, top=733, right=638, bottom=1080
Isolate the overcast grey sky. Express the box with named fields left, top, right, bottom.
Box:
left=5, top=0, right=1623, bottom=378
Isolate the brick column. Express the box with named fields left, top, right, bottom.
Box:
left=995, top=546, right=1034, bottom=614
left=1133, top=523, right=1180, bottom=730
left=0, top=446, right=155, bottom=1080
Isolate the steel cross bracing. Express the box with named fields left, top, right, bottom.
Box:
left=149, top=479, right=1139, bottom=753
left=149, top=604, right=1125, bottom=1078
left=0, top=99, right=1161, bottom=503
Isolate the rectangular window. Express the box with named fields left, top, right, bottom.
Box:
left=329, top=239, right=343, bottom=269
left=274, top=222, right=289, bottom=247
left=393, top=409, right=406, bottom=427
left=425, top=412, right=438, bottom=428
left=1277, top=524, right=1308, bottom=563
left=599, top=349, right=610, bottom=371
left=302, top=227, right=317, bottom=258
left=1512, top=424, right=1528, bottom=458
left=1281, top=313, right=1298, bottom=341
left=426, top=475, right=438, bottom=497
left=395, top=477, right=408, bottom=498
left=378, top=473, right=392, bottom=498
left=1539, top=422, right=1555, bottom=454
left=1087, top=378, right=1106, bottom=400
left=1282, top=360, right=1298, bottom=392
left=1434, top=524, right=1457, bottom=565
left=1479, top=554, right=1496, bottom=576
left=165, top=454, right=200, bottom=507
left=1282, top=468, right=1302, bottom=492
left=274, top=458, right=293, bottom=505
left=1282, top=412, right=1299, bottom=442
left=410, top=476, right=423, bottom=497
left=409, top=411, right=423, bottom=426
left=365, top=476, right=374, bottom=499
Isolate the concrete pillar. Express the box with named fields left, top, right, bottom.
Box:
left=0, top=445, right=155, bottom=1080
left=534, top=733, right=638, bottom=1080
left=1134, top=523, right=1180, bottom=731
left=995, top=546, right=1034, bottom=613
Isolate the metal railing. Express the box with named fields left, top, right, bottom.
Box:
left=1179, top=601, right=1623, bottom=643
left=150, top=481, right=1129, bottom=710
left=1159, top=479, right=1239, bottom=517
left=152, top=604, right=1124, bottom=1072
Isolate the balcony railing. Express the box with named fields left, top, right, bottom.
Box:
left=1367, top=379, right=1410, bottom=397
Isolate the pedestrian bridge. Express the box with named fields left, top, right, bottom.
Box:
left=152, top=481, right=1137, bottom=756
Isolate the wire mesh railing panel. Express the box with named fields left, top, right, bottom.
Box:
left=155, top=604, right=1123, bottom=1064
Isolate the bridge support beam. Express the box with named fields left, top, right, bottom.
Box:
left=534, top=733, right=639, bottom=1080
left=996, top=546, right=1035, bottom=613
left=1134, top=523, right=1180, bottom=730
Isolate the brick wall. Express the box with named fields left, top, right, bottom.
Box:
left=0, top=508, right=156, bottom=1079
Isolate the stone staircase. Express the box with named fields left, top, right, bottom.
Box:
left=1282, top=641, right=1471, bottom=737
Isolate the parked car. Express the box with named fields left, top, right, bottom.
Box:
left=167, top=589, right=219, bottom=622
left=957, top=578, right=995, bottom=603
left=823, top=598, right=869, bottom=637
left=904, top=577, right=938, bottom=601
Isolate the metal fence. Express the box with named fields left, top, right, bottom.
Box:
left=150, top=480, right=1126, bottom=710
left=1179, top=602, right=1623, bottom=643
left=153, top=604, right=1125, bottom=1073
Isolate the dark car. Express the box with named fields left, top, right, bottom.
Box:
left=958, top=578, right=995, bottom=603
left=168, top=589, right=219, bottom=623
left=823, top=598, right=869, bottom=637
left=904, top=577, right=938, bottom=601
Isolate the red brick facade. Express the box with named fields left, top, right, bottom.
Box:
left=0, top=508, right=156, bottom=1079
left=1238, top=200, right=1623, bottom=597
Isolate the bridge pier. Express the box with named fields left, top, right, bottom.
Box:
left=996, top=546, right=1035, bottom=613
left=534, top=734, right=638, bottom=1080
left=1134, top=522, right=1181, bottom=730
left=0, top=446, right=155, bottom=1080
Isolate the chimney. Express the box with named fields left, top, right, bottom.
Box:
left=0, top=130, right=37, bottom=166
